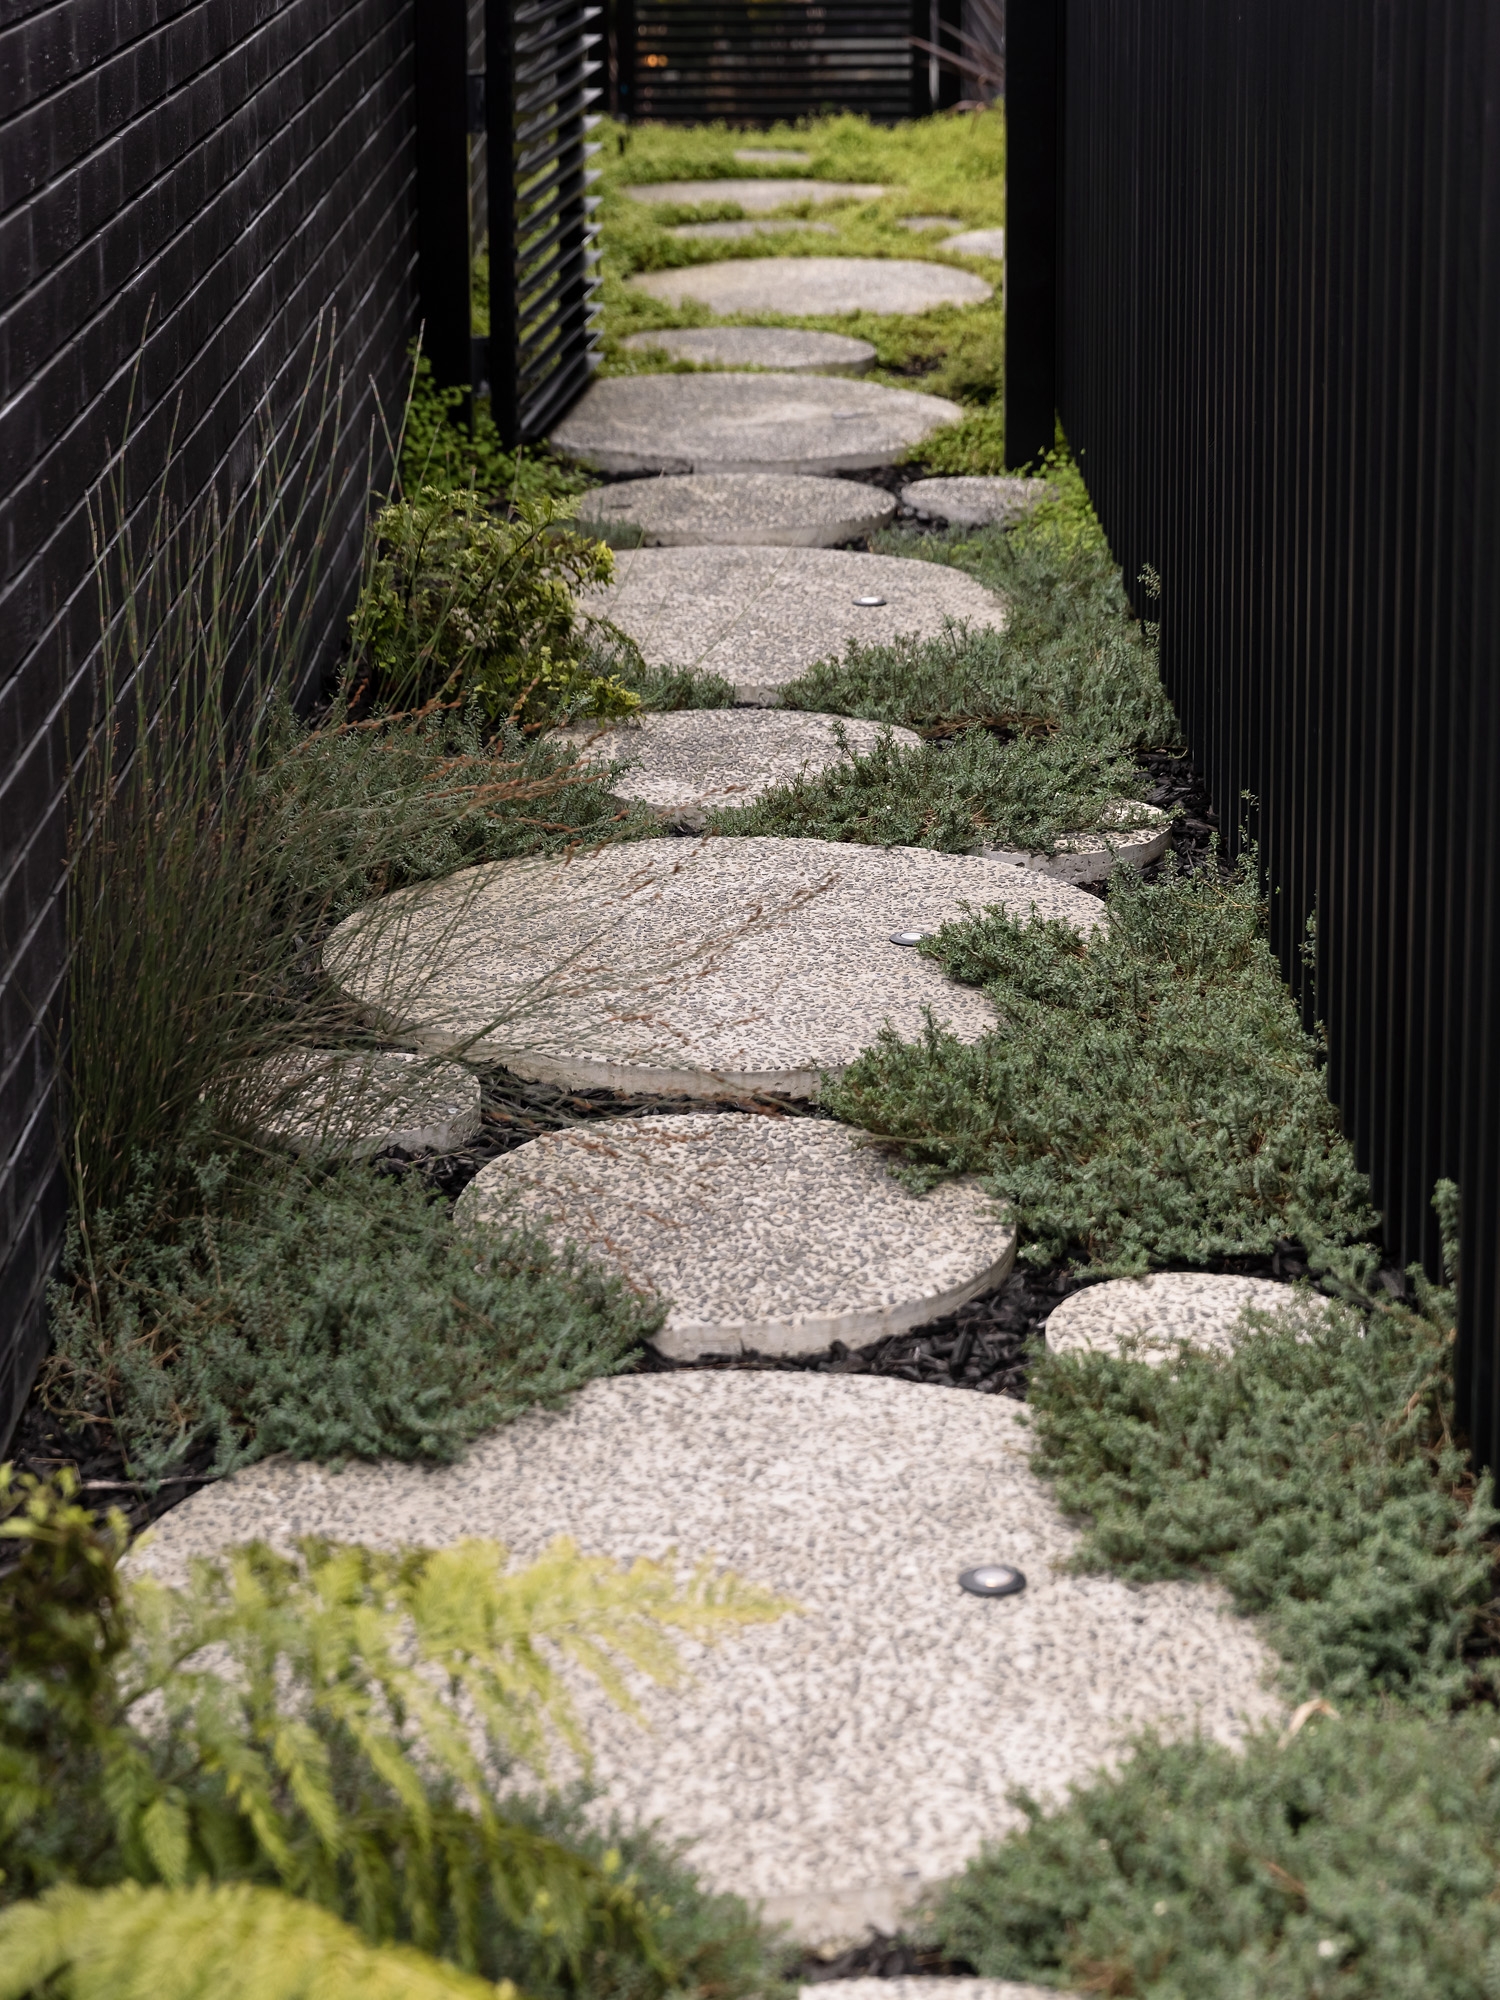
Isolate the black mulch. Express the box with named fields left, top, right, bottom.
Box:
left=790, top=1931, right=977, bottom=1982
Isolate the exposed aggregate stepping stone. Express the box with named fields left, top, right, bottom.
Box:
left=550, top=708, right=920, bottom=824
left=239, top=1049, right=480, bottom=1158
left=941, top=227, right=1007, bottom=258
left=619, top=326, right=875, bottom=374
left=623, top=178, right=886, bottom=210
left=669, top=218, right=837, bottom=240
left=733, top=148, right=812, bottom=165
left=903, top=474, right=1057, bottom=526
left=980, top=801, right=1171, bottom=885
left=808, top=1984, right=1081, bottom=2000
left=1044, top=1271, right=1318, bottom=1363
left=322, top=836, right=1103, bottom=1098
left=551, top=374, right=962, bottom=477
left=898, top=214, right=965, bottom=231
left=455, top=1113, right=1017, bottom=1358
left=575, top=473, right=895, bottom=550
left=132, top=1372, right=1281, bottom=1944
left=582, top=545, right=1006, bottom=702
left=629, top=256, right=993, bottom=317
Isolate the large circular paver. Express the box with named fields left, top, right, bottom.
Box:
left=941, top=227, right=1007, bottom=258
left=981, top=802, right=1172, bottom=885
left=131, top=1372, right=1281, bottom=1944
left=903, top=474, right=1056, bottom=526
left=898, top=215, right=964, bottom=231
left=239, top=1049, right=480, bottom=1158
left=669, top=218, right=838, bottom=241
left=733, top=148, right=811, bottom=165
left=550, top=374, right=962, bottom=476
left=550, top=708, right=920, bottom=825
left=623, top=178, right=885, bottom=210
left=455, top=1113, right=1017, bottom=1358
left=321, top=836, right=1103, bottom=1097
left=619, top=326, right=874, bottom=374
left=575, top=473, right=894, bottom=550
left=1044, top=1272, right=1318, bottom=1363
left=629, top=256, right=993, bottom=316
left=581, top=545, right=1005, bottom=702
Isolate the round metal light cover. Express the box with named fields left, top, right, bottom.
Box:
left=959, top=1564, right=1027, bottom=1598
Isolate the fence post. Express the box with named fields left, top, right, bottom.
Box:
left=1004, top=0, right=1060, bottom=469
left=414, top=0, right=474, bottom=389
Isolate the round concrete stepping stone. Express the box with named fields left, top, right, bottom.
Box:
left=898, top=214, right=964, bottom=231
left=575, top=473, right=894, bottom=549
left=809, top=1984, right=1081, bottom=2000
left=623, top=178, right=885, bottom=211
left=630, top=256, right=993, bottom=317
left=981, top=801, right=1172, bottom=885
left=619, top=326, right=874, bottom=374
left=942, top=226, right=1007, bottom=257
left=549, top=708, right=921, bottom=826
left=1044, top=1271, right=1316, bottom=1363
left=582, top=545, right=1005, bottom=702
left=239, top=1049, right=480, bottom=1158
left=669, top=219, right=838, bottom=241
left=456, top=1113, right=1017, bottom=1358
left=733, top=147, right=812, bottom=165
left=903, top=473, right=1057, bottom=526
left=551, top=374, right=962, bottom=478
left=321, top=836, right=1103, bottom=1098
left=133, top=1372, right=1280, bottom=1946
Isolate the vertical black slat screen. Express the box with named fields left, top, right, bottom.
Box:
left=416, top=0, right=475, bottom=387
left=1002, top=0, right=1058, bottom=468
left=1033, top=0, right=1500, bottom=1467
left=626, top=1, right=917, bottom=124
left=486, top=0, right=603, bottom=445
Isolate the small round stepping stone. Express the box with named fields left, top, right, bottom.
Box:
left=575, top=473, right=894, bottom=549
left=898, top=215, right=964, bottom=231
left=807, top=1983, right=1083, bottom=2000
left=902, top=474, right=1057, bottom=526
left=1044, top=1272, right=1315, bottom=1364
left=942, top=227, right=1007, bottom=257
left=669, top=219, right=838, bottom=241
left=456, top=1113, right=1018, bottom=1359
left=549, top=708, right=921, bottom=826
left=581, top=546, right=1006, bottom=702
left=980, top=802, right=1171, bottom=885
left=733, top=147, right=812, bottom=165
left=322, top=836, right=1104, bottom=1097
left=623, top=178, right=885, bottom=211
left=630, top=256, right=992, bottom=317
left=238, top=1049, right=480, bottom=1158
left=551, top=374, right=962, bottom=477
left=619, top=326, right=874, bottom=374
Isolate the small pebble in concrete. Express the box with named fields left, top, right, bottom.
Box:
left=733, top=147, right=812, bottom=165
left=551, top=374, right=962, bottom=476
left=980, top=802, right=1172, bottom=885
left=322, top=836, right=1103, bottom=1097
left=898, top=214, right=965, bottom=231
left=575, top=473, right=894, bottom=550
left=942, top=227, right=1008, bottom=258
left=581, top=545, right=1006, bottom=702
left=630, top=256, right=993, bottom=317
left=237, top=1049, right=480, bottom=1158
left=623, top=178, right=885, bottom=210
left=549, top=708, right=920, bottom=827
left=619, top=326, right=875, bottom=375
left=455, top=1112, right=1018, bottom=1358
left=1044, top=1271, right=1319, bottom=1363
left=669, top=218, right=838, bottom=240
left=902, top=474, right=1057, bottom=527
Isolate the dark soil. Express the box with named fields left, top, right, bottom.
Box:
left=790, top=1931, right=976, bottom=1982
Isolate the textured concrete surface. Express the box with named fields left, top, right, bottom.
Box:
left=980, top=803, right=1172, bottom=886
left=581, top=545, right=1006, bottom=702
left=733, top=148, right=811, bottom=165
left=942, top=227, right=1007, bottom=258
left=550, top=374, right=962, bottom=477
left=455, top=1113, right=1017, bottom=1357
left=898, top=215, right=964, bottom=231
left=575, top=473, right=894, bottom=550
left=322, top=836, right=1103, bottom=1097
left=132, top=1373, right=1282, bottom=1944
left=239, top=1049, right=479, bottom=1158
left=669, top=218, right=837, bottom=241
left=623, top=178, right=885, bottom=210
left=550, top=708, right=919, bottom=824
left=809, top=1985, right=1078, bottom=2000
left=630, top=256, right=993, bottom=317
left=903, top=475, right=1057, bottom=527
left=619, top=326, right=874, bottom=375
left=1044, top=1272, right=1317, bottom=1363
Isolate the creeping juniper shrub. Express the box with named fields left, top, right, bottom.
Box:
left=936, top=1710, right=1500, bottom=2000
left=824, top=854, right=1378, bottom=1269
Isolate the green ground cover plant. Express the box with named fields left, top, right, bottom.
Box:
left=401, top=353, right=589, bottom=510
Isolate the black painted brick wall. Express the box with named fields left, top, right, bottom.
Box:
left=0, top=0, right=419, bottom=1444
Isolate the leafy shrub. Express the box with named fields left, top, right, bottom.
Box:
left=400, top=351, right=589, bottom=510
left=824, top=854, right=1378, bottom=1269
left=935, top=1708, right=1500, bottom=1999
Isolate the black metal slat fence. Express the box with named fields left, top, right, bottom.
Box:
left=1007, top=0, right=1500, bottom=1466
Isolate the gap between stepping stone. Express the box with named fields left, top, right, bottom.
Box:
left=549, top=708, right=920, bottom=826
left=902, top=474, right=1057, bottom=527
left=979, top=802, right=1171, bottom=885
left=619, top=326, right=875, bottom=374
left=574, top=473, right=894, bottom=549
left=1044, top=1272, right=1323, bottom=1362
left=580, top=545, right=1006, bottom=703
left=629, top=256, right=993, bottom=317
left=321, top=836, right=1103, bottom=1098
left=550, top=374, right=963, bottom=476
left=454, top=1113, right=1018, bottom=1357
left=236, top=1049, right=479, bottom=1158
left=622, top=178, right=885, bottom=210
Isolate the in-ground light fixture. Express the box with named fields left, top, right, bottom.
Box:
left=958, top=1564, right=1026, bottom=1598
